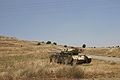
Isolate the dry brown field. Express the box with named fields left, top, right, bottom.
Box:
left=84, top=47, right=120, bottom=58
left=0, top=36, right=120, bottom=80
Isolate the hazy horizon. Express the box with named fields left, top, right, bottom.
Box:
left=0, top=0, right=120, bottom=47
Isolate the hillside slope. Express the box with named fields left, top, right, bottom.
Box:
left=0, top=36, right=120, bottom=80
left=0, top=35, right=65, bottom=55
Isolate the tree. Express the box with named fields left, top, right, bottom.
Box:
left=64, top=45, right=67, bottom=47
left=46, top=41, right=51, bottom=44
left=82, top=44, right=86, bottom=48
left=116, top=46, right=119, bottom=48
left=53, top=42, right=57, bottom=45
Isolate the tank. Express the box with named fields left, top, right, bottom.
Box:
left=49, top=48, right=92, bottom=65
left=72, top=54, right=92, bottom=65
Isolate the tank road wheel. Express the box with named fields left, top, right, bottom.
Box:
left=72, top=59, right=77, bottom=66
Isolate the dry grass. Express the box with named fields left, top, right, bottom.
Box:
left=0, top=36, right=120, bottom=80
left=80, top=59, right=120, bottom=79
left=84, top=48, right=120, bottom=57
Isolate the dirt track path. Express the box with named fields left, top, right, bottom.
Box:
left=85, top=54, right=120, bottom=63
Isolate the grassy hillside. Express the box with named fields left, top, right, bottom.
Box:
left=0, top=36, right=120, bottom=80
left=84, top=48, right=120, bottom=58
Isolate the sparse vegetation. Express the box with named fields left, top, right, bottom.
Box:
left=0, top=36, right=120, bottom=80
left=82, top=44, right=86, bottom=48
left=41, top=41, right=45, bottom=43
left=53, top=42, right=57, bottom=45
left=56, top=66, right=84, bottom=78
left=64, top=45, right=67, bottom=47
left=37, top=42, right=41, bottom=45
left=84, top=48, right=120, bottom=58
left=46, top=41, right=51, bottom=44
left=116, top=46, right=119, bottom=48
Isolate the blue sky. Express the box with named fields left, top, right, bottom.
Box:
left=0, top=0, right=120, bottom=47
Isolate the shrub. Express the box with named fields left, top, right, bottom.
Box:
left=82, top=44, right=86, bottom=48
left=71, top=46, right=75, bottom=48
left=64, top=45, right=67, bottom=47
left=41, top=41, right=45, bottom=43
left=46, top=41, right=51, bottom=44
left=116, top=46, right=119, bottom=48
left=37, top=42, right=41, bottom=45
left=53, top=42, right=57, bottom=45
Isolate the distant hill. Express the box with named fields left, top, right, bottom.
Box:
left=0, top=35, right=66, bottom=54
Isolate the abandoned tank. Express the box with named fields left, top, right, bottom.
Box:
left=49, top=48, right=92, bottom=65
